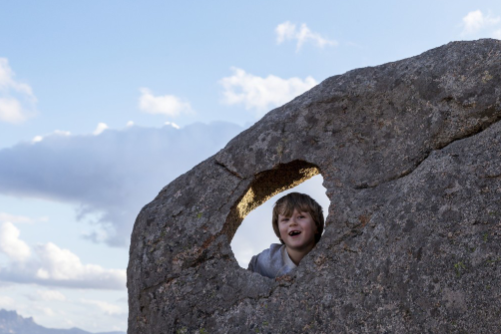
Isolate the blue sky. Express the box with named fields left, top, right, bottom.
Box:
left=1, top=1, right=501, bottom=332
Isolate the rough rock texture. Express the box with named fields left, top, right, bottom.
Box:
left=127, top=39, right=501, bottom=333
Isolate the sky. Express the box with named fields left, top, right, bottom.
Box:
left=1, top=1, right=500, bottom=332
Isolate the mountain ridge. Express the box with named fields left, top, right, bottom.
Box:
left=0, top=309, right=125, bottom=334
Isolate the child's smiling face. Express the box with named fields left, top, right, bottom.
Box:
left=278, top=209, right=318, bottom=254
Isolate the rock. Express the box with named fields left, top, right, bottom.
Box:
left=127, top=39, right=501, bottom=333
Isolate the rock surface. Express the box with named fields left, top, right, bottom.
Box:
left=127, top=39, right=501, bottom=333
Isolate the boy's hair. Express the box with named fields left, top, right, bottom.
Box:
left=272, top=192, right=324, bottom=244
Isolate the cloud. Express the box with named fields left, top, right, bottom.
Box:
left=219, top=67, right=317, bottom=116
left=0, top=223, right=125, bottom=289
left=32, top=136, right=43, bottom=143
left=165, top=121, right=180, bottom=129
left=138, top=88, right=192, bottom=117
left=461, top=10, right=501, bottom=36
left=32, top=130, right=71, bottom=143
left=275, top=21, right=338, bottom=51
left=93, top=122, right=109, bottom=135
left=14, top=288, right=128, bottom=332
left=81, top=299, right=123, bottom=316
left=276, top=21, right=296, bottom=44
left=0, top=296, right=15, bottom=309
left=31, top=289, right=67, bottom=301
left=0, top=122, right=243, bottom=247
left=0, top=212, right=39, bottom=224
left=33, top=306, right=55, bottom=317
left=0, top=58, right=37, bottom=124
left=34, top=242, right=126, bottom=288
left=0, top=98, right=25, bottom=123
left=0, top=222, right=31, bottom=262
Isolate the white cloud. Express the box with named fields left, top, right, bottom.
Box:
left=12, top=288, right=127, bottom=332
left=0, top=296, right=15, bottom=309
left=0, top=122, right=243, bottom=247
left=0, top=58, right=37, bottom=124
left=0, top=59, right=33, bottom=94
left=276, top=21, right=296, bottom=44
left=0, top=222, right=124, bottom=289
left=32, top=130, right=71, bottom=143
left=126, top=121, right=134, bottom=127
left=0, top=236, right=126, bottom=289
left=81, top=299, right=123, bottom=315
left=461, top=10, right=501, bottom=36
left=53, top=130, right=71, bottom=136
left=31, top=289, right=67, bottom=301
left=138, top=88, right=192, bottom=117
left=32, top=135, right=43, bottom=143
left=275, top=21, right=337, bottom=51
left=165, top=121, right=180, bottom=129
left=34, top=242, right=125, bottom=288
left=0, top=98, right=26, bottom=123
left=220, top=67, right=317, bottom=115
left=93, top=122, right=109, bottom=135
left=35, top=306, right=56, bottom=317
left=0, top=222, right=31, bottom=262
left=0, top=213, right=33, bottom=224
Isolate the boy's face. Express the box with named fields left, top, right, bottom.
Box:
left=278, top=209, right=317, bottom=253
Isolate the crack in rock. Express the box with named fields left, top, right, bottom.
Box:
left=355, top=114, right=501, bottom=190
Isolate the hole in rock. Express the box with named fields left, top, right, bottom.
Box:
left=229, top=163, right=329, bottom=269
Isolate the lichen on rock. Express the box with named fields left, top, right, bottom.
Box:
left=128, top=39, right=501, bottom=333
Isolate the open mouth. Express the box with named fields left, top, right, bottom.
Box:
left=289, top=230, right=301, bottom=236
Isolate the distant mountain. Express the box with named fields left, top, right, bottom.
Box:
left=0, top=309, right=126, bottom=334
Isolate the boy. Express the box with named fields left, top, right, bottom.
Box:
left=247, top=192, right=324, bottom=278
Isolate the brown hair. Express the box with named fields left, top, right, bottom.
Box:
left=272, top=192, right=324, bottom=244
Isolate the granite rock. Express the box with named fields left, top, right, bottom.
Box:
left=128, top=39, right=501, bottom=333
